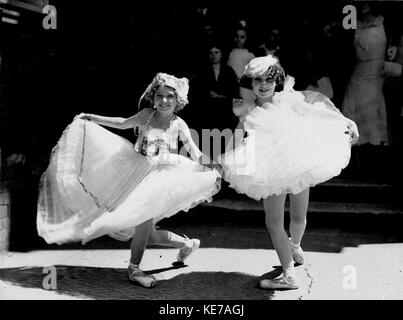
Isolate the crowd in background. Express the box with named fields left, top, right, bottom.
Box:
left=2, top=0, right=403, bottom=184
left=148, top=0, right=403, bottom=180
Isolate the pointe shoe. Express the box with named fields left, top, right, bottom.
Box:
left=128, top=264, right=157, bottom=288
left=259, top=273, right=299, bottom=290
left=176, top=237, right=200, bottom=263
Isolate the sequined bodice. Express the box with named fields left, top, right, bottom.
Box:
left=134, top=111, right=178, bottom=158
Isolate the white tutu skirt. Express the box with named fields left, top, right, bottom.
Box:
left=219, top=90, right=352, bottom=200
left=37, top=118, right=221, bottom=244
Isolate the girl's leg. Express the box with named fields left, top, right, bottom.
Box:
left=288, top=188, right=310, bottom=265
left=128, top=219, right=157, bottom=288
left=130, top=219, right=154, bottom=266
left=260, top=194, right=298, bottom=290
left=149, top=229, right=188, bottom=248
left=148, top=226, right=200, bottom=263
left=263, top=194, right=292, bottom=270
left=289, top=188, right=309, bottom=246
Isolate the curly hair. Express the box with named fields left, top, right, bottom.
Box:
left=239, top=55, right=285, bottom=90
left=138, top=73, right=189, bottom=112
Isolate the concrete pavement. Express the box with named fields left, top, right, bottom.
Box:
left=1, top=219, right=402, bottom=300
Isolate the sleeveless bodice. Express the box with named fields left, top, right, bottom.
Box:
left=134, top=111, right=179, bottom=158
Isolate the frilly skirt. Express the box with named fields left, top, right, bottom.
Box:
left=37, top=117, right=221, bottom=244
left=218, top=91, right=352, bottom=199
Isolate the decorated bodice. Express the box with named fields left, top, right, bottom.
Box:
left=134, top=111, right=179, bottom=158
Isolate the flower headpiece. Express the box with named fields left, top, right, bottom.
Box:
left=138, top=73, right=189, bottom=111
left=239, top=55, right=285, bottom=89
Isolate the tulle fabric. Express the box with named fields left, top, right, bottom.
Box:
left=219, top=86, right=352, bottom=200
left=37, top=117, right=220, bottom=244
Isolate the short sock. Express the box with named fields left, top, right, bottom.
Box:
left=290, top=241, right=301, bottom=249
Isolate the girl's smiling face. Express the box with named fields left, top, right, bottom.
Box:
left=154, top=85, right=177, bottom=114
left=252, top=73, right=276, bottom=100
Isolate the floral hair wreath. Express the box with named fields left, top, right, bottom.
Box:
left=138, top=73, right=189, bottom=111
left=239, top=55, right=285, bottom=89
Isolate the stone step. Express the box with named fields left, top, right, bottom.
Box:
left=202, top=198, right=403, bottom=215
left=216, top=178, right=403, bottom=204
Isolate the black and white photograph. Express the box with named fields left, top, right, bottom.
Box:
left=0, top=0, right=403, bottom=312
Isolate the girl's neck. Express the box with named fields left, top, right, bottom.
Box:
left=153, top=110, right=174, bottom=123
left=256, top=95, right=274, bottom=107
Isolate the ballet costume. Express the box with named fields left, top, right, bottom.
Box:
left=37, top=112, right=221, bottom=245
left=219, top=77, right=354, bottom=200
left=219, top=77, right=356, bottom=290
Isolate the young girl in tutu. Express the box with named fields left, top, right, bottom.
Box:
left=37, top=73, right=221, bottom=288
left=219, top=55, right=359, bottom=290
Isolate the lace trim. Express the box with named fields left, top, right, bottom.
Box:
left=77, top=121, right=113, bottom=212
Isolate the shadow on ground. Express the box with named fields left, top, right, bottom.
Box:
left=0, top=265, right=275, bottom=300
left=27, top=216, right=403, bottom=254
left=9, top=205, right=403, bottom=253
